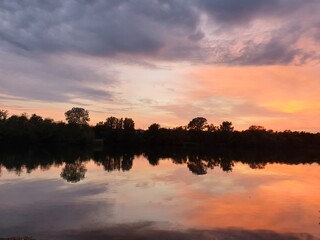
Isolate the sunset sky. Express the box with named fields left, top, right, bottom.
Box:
left=1, top=0, right=319, bottom=131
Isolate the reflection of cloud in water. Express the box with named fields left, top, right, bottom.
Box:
left=135, top=181, right=154, bottom=188
left=0, top=179, right=112, bottom=236
left=39, top=222, right=319, bottom=240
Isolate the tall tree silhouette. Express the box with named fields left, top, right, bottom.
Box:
left=148, top=123, right=160, bottom=132
left=219, top=121, right=234, bottom=132
left=123, top=118, right=135, bottom=131
left=104, top=116, right=119, bottom=129
left=188, top=117, right=208, bottom=131
left=65, top=107, right=90, bottom=125
left=0, top=109, right=8, bottom=121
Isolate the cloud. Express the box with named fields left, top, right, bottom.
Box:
left=196, top=0, right=307, bottom=26
left=159, top=104, right=205, bottom=123
left=0, top=0, right=200, bottom=57
left=0, top=49, right=115, bottom=105
left=223, top=37, right=301, bottom=66
left=0, top=0, right=319, bottom=66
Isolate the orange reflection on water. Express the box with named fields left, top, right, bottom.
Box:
left=1, top=154, right=320, bottom=238
left=175, top=163, right=320, bottom=235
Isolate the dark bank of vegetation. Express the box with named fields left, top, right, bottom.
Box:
left=0, top=108, right=94, bottom=147
left=1, top=107, right=320, bottom=150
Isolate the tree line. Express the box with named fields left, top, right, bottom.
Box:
left=1, top=107, right=320, bottom=149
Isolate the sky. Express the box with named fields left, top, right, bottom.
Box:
left=0, top=0, right=319, bottom=131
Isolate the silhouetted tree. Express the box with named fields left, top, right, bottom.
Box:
left=188, top=117, right=207, bottom=131
left=148, top=123, right=160, bottom=132
left=248, top=125, right=266, bottom=131
left=104, top=116, right=119, bottom=129
left=206, top=123, right=217, bottom=132
left=219, top=121, right=234, bottom=132
left=29, top=114, right=43, bottom=126
left=117, top=118, right=124, bottom=129
left=0, top=109, right=8, bottom=121
left=123, top=118, right=135, bottom=131
left=44, top=118, right=54, bottom=124
left=65, top=107, right=90, bottom=125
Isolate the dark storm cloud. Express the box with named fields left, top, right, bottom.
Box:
left=0, top=0, right=200, bottom=56
left=198, top=0, right=278, bottom=24
left=196, top=0, right=316, bottom=27
left=0, top=0, right=319, bottom=66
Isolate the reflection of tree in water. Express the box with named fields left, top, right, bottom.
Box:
left=146, top=154, right=160, bottom=166
left=187, top=161, right=207, bottom=175
left=122, top=154, right=133, bottom=171
left=2, top=147, right=320, bottom=178
left=143, top=150, right=162, bottom=166
left=171, top=154, right=188, bottom=165
left=60, top=161, right=87, bottom=183
left=142, top=150, right=236, bottom=175
left=187, top=155, right=208, bottom=175
left=100, top=156, right=121, bottom=172
left=186, top=157, right=234, bottom=175
left=145, top=150, right=189, bottom=166
left=187, top=155, right=222, bottom=175
left=248, top=162, right=267, bottom=169
left=219, top=157, right=234, bottom=172
left=95, top=154, right=133, bottom=172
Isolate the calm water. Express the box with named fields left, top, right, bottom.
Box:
left=0, top=149, right=320, bottom=240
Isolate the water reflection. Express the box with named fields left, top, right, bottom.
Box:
left=94, top=152, right=133, bottom=172
left=0, top=147, right=319, bottom=182
left=0, top=147, right=320, bottom=239
left=30, top=223, right=320, bottom=240
left=60, top=161, right=87, bottom=183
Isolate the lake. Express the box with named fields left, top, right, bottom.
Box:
left=0, top=148, right=319, bottom=240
